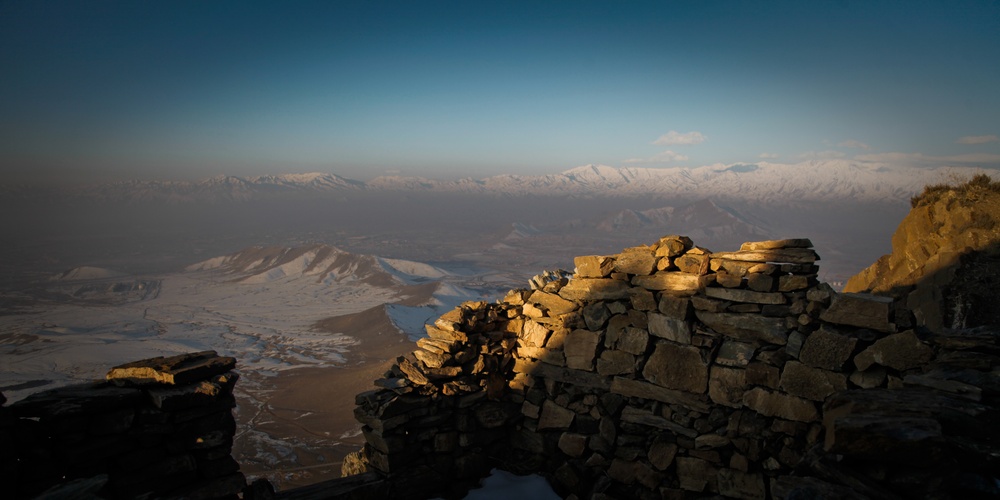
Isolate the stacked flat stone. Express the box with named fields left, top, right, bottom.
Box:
left=351, top=299, right=525, bottom=499
left=2, top=351, right=245, bottom=499
left=340, top=235, right=999, bottom=500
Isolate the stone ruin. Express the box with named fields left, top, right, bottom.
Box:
left=1, top=236, right=997, bottom=499
left=340, top=236, right=999, bottom=499
left=1, top=351, right=246, bottom=499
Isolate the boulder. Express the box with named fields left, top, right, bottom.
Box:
left=705, top=287, right=786, bottom=305
left=559, top=278, right=630, bottom=301
left=107, top=351, right=236, bottom=386
left=695, top=310, right=789, bottom=345
left=647, top=312, right=692, bottom=344
left=615, top=246, right=657, bottom=276
left=742, top=387, right=818, bottom=422
left=819, top=292, right=894, bottom=332
left=853, top=330, right=934, bottom=371
left=574, top=255, right=615, bottom=278
left=631, top=272, right=703, bottom=296
left=642, top=342, right=709, bottom=393
left=798, top=326, right=857, bottom=371
left=563, top=329, right=601, bottom=371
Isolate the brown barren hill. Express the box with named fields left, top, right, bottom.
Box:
left=845, top=173, right=1000, bottom=331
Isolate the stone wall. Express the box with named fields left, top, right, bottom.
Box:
left=1, top=351, right=247, bottom=499
left=345, top=236, right=999, bottom=499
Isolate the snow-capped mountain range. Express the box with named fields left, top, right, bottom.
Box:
left=21, top=160, right=988, bottom=204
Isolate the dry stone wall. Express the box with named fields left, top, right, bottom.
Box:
left=346, top=236, right=999, bottom=499
left=1, top=351, right=247, bottom=499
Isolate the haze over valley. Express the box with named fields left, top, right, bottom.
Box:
left=0, top=159, right=983, bottom=486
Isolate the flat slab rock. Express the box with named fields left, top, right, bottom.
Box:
left=106, top=350, right=236, bottom=386
left=10, top=382, right=142, bottom=418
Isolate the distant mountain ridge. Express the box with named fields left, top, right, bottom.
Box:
left=36, top=160, right=987, bottom=204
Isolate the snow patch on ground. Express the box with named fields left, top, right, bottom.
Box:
left=377, top=257, right=450, bottom=284
left=440, top=469, right=560, bottom=500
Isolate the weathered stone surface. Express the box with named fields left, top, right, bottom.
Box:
left=647, top=312, right=692, bottom=344
left=695, top=310, right=789, bottom=345
left=631, top=272, right=703, bottom=296
left=415, top=337, right=456, bottom=354
left=520, top=320, right=552, bottom=347
left=656, top=235, right=693, bottom=257
left=620, top=407, right=698, bottom=438
left=675, top=253, right=709, bottom=274
left=107, top=351, right=236, bottom=386
left=695, top=433, right=730, bottom=449
left=692, top=295, right=728, bottom=312
left=717, top=468, right=766, bottom=500
left=711, top=258, right=754, bottom=276
left=610, top=377, right=711, bottom=412
left=716, top=340, right=755, bottom=367
left=658, top=294, right=691, bottom=319
left=596, top=350, right=634, bottom=376
left=628, top=287, right=657, bottom=311
left=711, top=248, right=819, bottom=264
left=574, top=255, right=615, bottom=278
left=853, top=330, right=934, bottom=371
left=424, top=325, right=469, bottom=342
left=538, top=400, right=575, bottom=430
left=413, top=348, right=450, bottom=369
left=904, top=373, right=982, bottom=400
left=516, top=359, right=612, bottom=390
left=715, top=271, right=745, bottom=288
left=819, top=292, right=894, bottom=332
left=397, top=357, right=430, bottom=386
left=642, top=342, right=708, bottom=393
left=615, top=246, right=657, bottom=276
left=778, top=274, right=814, bottom=292
left=849, top=366, right=887, bottom=389
left=608, top=458, right=639, bottom=484
left=528, top=290, right=578, bottom=316
left=676, top=457, right=717, bottom=492
left=558, top=432, right=587, bottom=457
left=709, top=366, right=747, bottom=408
left=10, top=383, right=142, bottom=418
left=563, top=329, right=600, bottom=371
left=785, top=331, right=805, bottom=358
left=798, top=326, right=858, bottom=371
left=743, top=387, right=818, bottom=422
left=823, top=387, right=992, bottom=466
left=740, top=239, right=813, bottom=251
left=648, top=441, right=679, bottom=470
left=559, top=278, right=630, bottom=301
left=581, top=301, right=611, bottom=331
left=146, top=375, right=238, bottom=411
left=433, top=307, right=466, bottom=331
left=615, top=327, right=649, bottom=355
left=779, top=361, right=847, bottom=401
left=746, top=273, right=774, bottom=292
left=705, top=287, right=786, bottom=305
left=746, top=362, right=780, bottom=389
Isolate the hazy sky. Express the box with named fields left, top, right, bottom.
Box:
left=2, top=1, right=998, bottom=182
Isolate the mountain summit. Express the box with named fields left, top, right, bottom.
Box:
left=46, top=160, right=986, bottom=205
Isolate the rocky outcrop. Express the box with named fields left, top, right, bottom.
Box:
left=1, top=351, right=246, bottom=499
left=338, top=236, right=1000, bottom=499
left=845, top=174, right=1000, bottom=331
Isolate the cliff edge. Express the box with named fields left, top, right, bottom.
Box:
left=844, top=174, right=1000, bottom=331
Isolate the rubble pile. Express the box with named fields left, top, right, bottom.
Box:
left=345, top=236, right=999, bottom=499
left=1, top=351, right=246, bottom=499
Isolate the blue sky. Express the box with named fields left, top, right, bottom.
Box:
left=1, top=0, right=998, bottom=182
